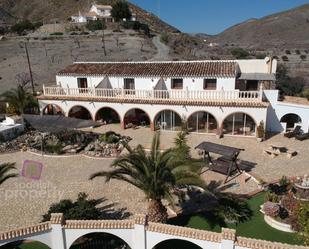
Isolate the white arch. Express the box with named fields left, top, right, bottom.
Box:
left=146, top=231, right=221, bottom=249
left=64, top=229, right=134, bottom=249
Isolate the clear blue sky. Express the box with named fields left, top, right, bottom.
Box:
left=129, top=0, right=309, bottom=34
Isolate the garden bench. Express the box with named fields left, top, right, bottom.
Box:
left=263, top=148, right=280, bottom=158
left=284, top=125, right=301, bottom=138
left=295, top=132, right=309, bottom=141
left=195, top=142, right=243, bottom=183
left=286, top=150, right=297, bottom=159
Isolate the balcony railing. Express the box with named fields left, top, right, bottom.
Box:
left=42, top=86, right=262, bottom=102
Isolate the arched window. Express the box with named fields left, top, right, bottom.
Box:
left=68, top=232, right=130, bottom=249
left=153, top=239, right=202, bottom=249
left=154, top=110, right=182, bottom=131
left=124, top=108, right=150, bottom=128
left=187, top=111, right=217, bottom=133
left=43, top=104, right=64, bottom=116
left=223, top=113, right=256, bottom=136
left=95, top=107, right=120, bottom=124
left=68, top=106, right=92, bottom=120
left=280, top=113, right=302, bottom=130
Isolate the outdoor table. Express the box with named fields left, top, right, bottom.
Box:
left=195, top=142, right=243, bottom=183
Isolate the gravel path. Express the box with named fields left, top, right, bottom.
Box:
left=151, top=36, right=170, bottom=61
left=0, top=152, right=147, bottom=232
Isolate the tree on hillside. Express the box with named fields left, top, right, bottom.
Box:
left=0, top=163, right=18, bottom=185
left=231, top=48, right=250, bottom=59
left=111, top=0, right=132, bottom=22
left=276, top=64, right=305, bottom=96
left=0, top=85, right=38, bottom=115
left=90, top=132, right=206, bottom=223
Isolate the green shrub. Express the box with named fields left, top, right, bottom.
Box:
left=11, top=20, right=35, bottom=35
left=231, top=48, right=249, bottom=59
left=264, top=191, right=280, bottom=203
left=285, top=50, right=291, bottom=55
left=86, top=20, right=105, bottom=31
left=299, top=88, right=309, bottom=100
left=300, top=54, right=306, bottom=60
left=255, top=53, right=267, bottom=59
left=50, top=32, right=63, bottom=36
left=160, top=33, right=169, bottom=44
left=289, top=202, right=309, bottom=245
left=99, top=131, right=121, bottom=144
left=281, top=55, right=289, bottom=61
left=44, top=143, right=63, bottom=154
left=295, top=49, right=301, bottom=55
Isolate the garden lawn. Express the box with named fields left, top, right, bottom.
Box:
left=170, top=193, right=303, bottom=245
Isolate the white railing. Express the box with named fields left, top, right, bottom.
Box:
left=42, top=86, right=262, bottom=102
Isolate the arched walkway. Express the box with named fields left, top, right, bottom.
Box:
left=222, top=112, right=256, bottom=136
left=68, top=106, right=92, bottom=120
left=153, top=239, right=203, bottom=249
left=123, top=108, right=150, bottom=128
left=95, top=107, right=120, bottom=124
left=154, top=110, right=182, bottom=131
left=187, top=111, right=218, bottom=133
left=280, top=113, right=302, bottom=131
left=0, top=240, right=51, bottom=249
left=42, top=104, right=64, bottom=116
left=68, top=232, right=130, bottom=249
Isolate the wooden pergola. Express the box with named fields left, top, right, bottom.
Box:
left=195, top=142, right=243, bottom=183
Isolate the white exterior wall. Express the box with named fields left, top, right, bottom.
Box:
left=39, top=99, right=267, bottom=129
left=56, top=75, right=236, bottom=91
left=264, top=90, right=309, bottom=133
left=90, top=5, right=112, bottom=17
left=237, top=59, right=277, bottom=74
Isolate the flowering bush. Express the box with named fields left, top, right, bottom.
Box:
left=263, top=201, right=280, bottom=217
left=281, top=192, right=298, bottom=213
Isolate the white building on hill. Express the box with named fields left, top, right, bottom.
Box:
left=38, top=58, right=309, bottom=136
left=71, top=3, right=136, bottom=23
left=71, top=4, right=114, bottom=23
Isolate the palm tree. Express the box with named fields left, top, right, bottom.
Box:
left=0, top=163, right=18, bottom=185
left=0, top=85, right=37, bottom=115
left=90, top=132, right=206, bottom=223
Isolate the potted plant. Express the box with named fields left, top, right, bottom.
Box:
left=216, top=125, right=223, bottom=139
left=257, top=121, right=265, bottom=142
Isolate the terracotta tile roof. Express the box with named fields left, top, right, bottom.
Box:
left=57, top=61, right=238, bottom=78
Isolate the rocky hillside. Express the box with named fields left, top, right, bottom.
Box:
left=209, top=4, right=309, bottom=49
left=0, top=6, right=15, bottom=25
left=0, top=0, right=179, bottom=33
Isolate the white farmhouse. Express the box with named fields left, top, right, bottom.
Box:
left=71, top=4, right=114, bottom=23
left=38, top=59, right=309, bottom=136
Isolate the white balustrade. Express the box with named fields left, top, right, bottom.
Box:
left=43, top=86, right=261, bottom=102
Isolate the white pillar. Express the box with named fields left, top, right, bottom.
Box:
left=50, top=213, right=66, bottom=249
left=220, top=228, right=236, bottom=249
left=133, top=215, right=147, bottom=249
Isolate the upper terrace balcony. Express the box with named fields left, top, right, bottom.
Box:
left=40, top=86, right=265, bottom=107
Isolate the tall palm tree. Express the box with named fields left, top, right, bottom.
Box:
left=1, top=85, right=37, bottom=115
left=90, top=132, right=206, bottom=223
left=0, top=163, right=18, bottom=185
